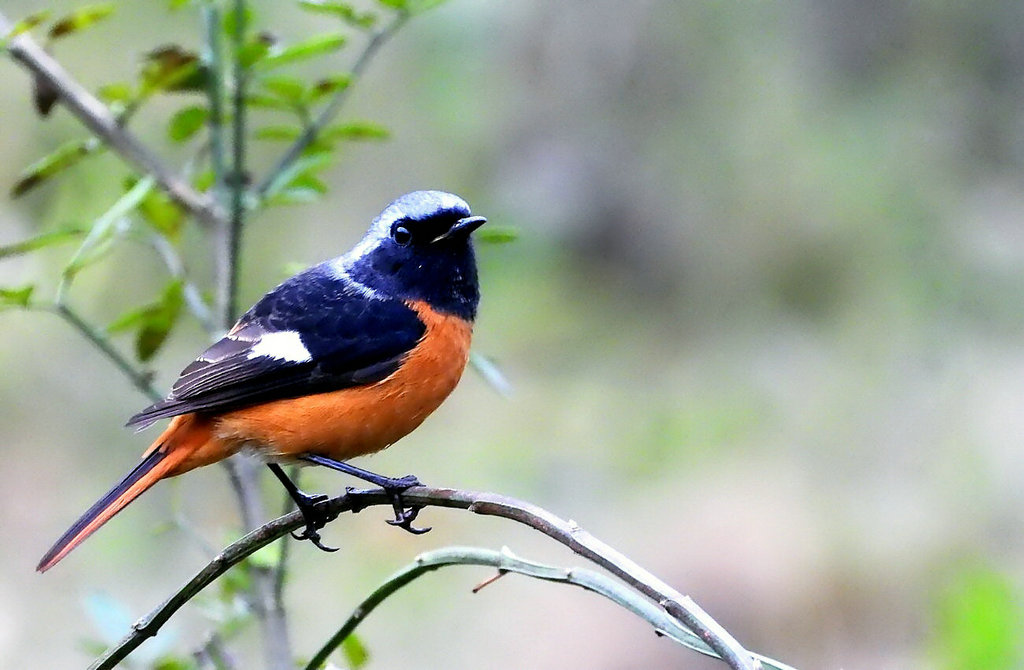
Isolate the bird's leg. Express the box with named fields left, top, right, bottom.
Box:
left=299, top=454, right=430, bottom=535
left=266, top=463, right=340, bottom=552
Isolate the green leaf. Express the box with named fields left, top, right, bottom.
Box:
left=298, top=1, right=377, bottom=29
left=247, top=540, right=282, bottom=569
left=193, top=169, right=216, bottom=192
left=48, top=3, right=115, bottom=41
left=323, top=120, right=390, bottom=141
left=255, top=125, right=303, bottom=141
left=261, top=75, right=307, bottom=103
left=167, top=105, right=208, bottom=142
left=265, top=189, right=322, bottom=206
left=151, top=656, right=194, bottom=670
left=137, top=187, right=185, bottom=239
left=0, top=10, right=51, bottom=48
left=0, top=285, right=35, bottom=308
left=409, top=0, right=450, bottom=13
left=341, top=633, right=370, bottom=669
left=218, top=561, right=253, bottom=599
left=307, top=74, right=351, bottom=102
left=262, top=152, right=333, bottom=203
left=0, top=229, right=84, bottom=259
left=237, top=32, right=275, bottom=68
left=97, top=82, right=135, bottom=104
left=109, top=279, right=184, bottom=362
left=245, top=93, right=297, bottom=111
left=476, top=225, right=519, bottom=244
left=265, top=170, right=329, bottom=205
left=11, top=138, right=99, bottom=198
left=257, top=33, right=347, bottom=70
left=222, top=4, right=254, bottom=40
left=932, top=564, right=1024, bottom=670
left=288, top=172, right=328, bottom=194
left=377, top=0, right=448, bottom=13
left=62, top=176, right=154, bottom=282
left=140, top=45, right=207, bottom=93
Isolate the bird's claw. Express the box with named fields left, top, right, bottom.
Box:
left=291, top=526, right=340, bottom=552
left=381, top=475, right=430, bottom=535
left=386, top=504, right=431, bottom=534
left=291, top=492, right=341, bottom=553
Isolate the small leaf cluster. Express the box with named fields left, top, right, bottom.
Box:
left=0, top=3, right=114, bottom=50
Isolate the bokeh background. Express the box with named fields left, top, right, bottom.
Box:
left=2, top=1, right=1024, bottom=668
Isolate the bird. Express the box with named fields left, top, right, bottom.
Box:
left=37, top=190, right=487, bottom=572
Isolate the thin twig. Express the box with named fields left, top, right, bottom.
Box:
left=203, top=3, right=294, bottom=667
left=304, top=546, right=794, bottom=670
left=254, top=11, right=409, bottom=200
left=149, top=233, right=216, bottom=337
left=203, top=2, right=231, bottom=327
left=272, top=466, right=300, bottom=604
left=0, top=11, right=224, bottom=227
left=221, top=449, right=293, bottom=670
left=193, top=632, right=238, bottom=670
left=51, top=303, right=162, bottom=403
left=89, top=487, right=762, bottom=670
left=221, top=0, right=248, bottom=326
left=230, top=3, right=293, bottom=667
left=202, top=5, right=228, bottom=214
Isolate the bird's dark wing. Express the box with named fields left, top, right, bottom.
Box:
left=127, top=265, right=425, bottom=429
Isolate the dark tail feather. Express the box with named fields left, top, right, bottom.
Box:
left=37, top=448, right=174, bottom=572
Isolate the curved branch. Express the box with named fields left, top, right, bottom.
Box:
left=89, top=487, right=763, bottom=670
left=305, top=545, right=794, bottom=670
left=0, top=11, right=224, bottom=227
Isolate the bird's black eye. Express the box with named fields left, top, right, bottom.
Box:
left=392, top=224, right=412, bottom=246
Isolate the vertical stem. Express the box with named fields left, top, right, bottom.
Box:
left=224, top=0, right=247, bottom=328
left=220, top=4, right=293, bottom=669
left=227, top=457, right=293, bottom=670
left=204, top=1, right=236, bottom=334
left=272, top=467, right=298, bottom=602
left=202, top=5, right=227, bottom=223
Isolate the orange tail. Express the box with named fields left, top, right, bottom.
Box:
left=37, top=415, right=210, bottom=573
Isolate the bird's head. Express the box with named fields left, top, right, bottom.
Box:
left=341, top=190, right=487, bottom=320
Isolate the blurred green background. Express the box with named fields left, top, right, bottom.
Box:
left=2, top=1, right=1024, bottom=668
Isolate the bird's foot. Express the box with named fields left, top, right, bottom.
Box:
left=382, top=474, right=430, bottom=534
left=386, top=501, right=429, bottom=535
left=349, top=475, right=430, bottom=535
left=289, top=491, right=340, bottom=553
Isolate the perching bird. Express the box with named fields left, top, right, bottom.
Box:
left=38, top=190, right=486, bottom=572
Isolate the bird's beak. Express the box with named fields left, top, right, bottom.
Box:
left=432, top=215, right=487, bottom=243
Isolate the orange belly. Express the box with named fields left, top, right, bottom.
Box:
left=197, top=300, right=472, bottom=470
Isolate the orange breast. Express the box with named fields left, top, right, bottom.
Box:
left=211, top=300, right=473, bottom=463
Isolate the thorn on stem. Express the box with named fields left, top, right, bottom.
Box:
left=472, top=569, right=507, bottom=594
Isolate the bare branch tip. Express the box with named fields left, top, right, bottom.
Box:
left=471, top=570, right=507, bottom=594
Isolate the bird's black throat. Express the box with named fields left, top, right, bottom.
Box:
left=351, top=240, right=480, bottom=321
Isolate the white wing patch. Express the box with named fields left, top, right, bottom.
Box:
left=248, top=331, right=312, bottom=363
